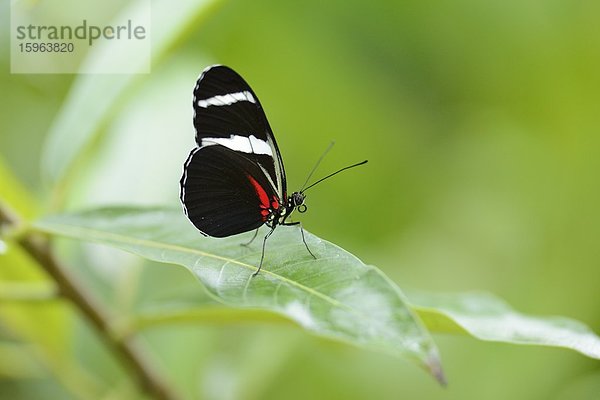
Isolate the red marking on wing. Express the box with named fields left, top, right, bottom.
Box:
left=271, top=198, right=279, bottom=209
left=247, top=174, right=271, bottom=219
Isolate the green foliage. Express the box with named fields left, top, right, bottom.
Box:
left=33, top=207, right=600, bottom=370
left=35, top=207, right=445, bottom=383
left=2, top=0, right=600, bottom=399
left=41, top=0, right=224, bottom=199
left=411, top=291, right=600, bottom=359
left=1, top=159, right=105, bottom=398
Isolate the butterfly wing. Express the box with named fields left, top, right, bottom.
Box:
left=192, top=65, right=287, bottom=199
left=180, top=145, right=279, bottom=237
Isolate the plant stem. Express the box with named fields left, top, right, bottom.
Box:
left=0, top=204, right=180, bottom=400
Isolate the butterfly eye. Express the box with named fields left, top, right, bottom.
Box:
left=291, top=192, right=305, bottom=206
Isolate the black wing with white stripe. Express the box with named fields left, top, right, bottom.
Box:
left=192, top=65, right=286, bottom=198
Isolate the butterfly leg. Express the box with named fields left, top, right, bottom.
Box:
left=241, top=228, right=259, bottom=247
left=253, top=227, right=276, bottom=277
left=282, top=221, right=316, bottom=260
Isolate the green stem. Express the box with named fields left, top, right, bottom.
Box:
left=128, top=306, right=292, bottom=334
left=0, top=282, right=58, bottom=302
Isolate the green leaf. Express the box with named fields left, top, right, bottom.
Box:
left=130, top=305, right=292, bottom=333
left=0, top=282, right=58, bottom=302
left=410, top=291, right=600, bottom=359
left=0, top=156, right=38, bottom=220
left=0, top=342, right=44, bottom=379
left=127, top=291, right=600, bottom=361
left=41, top=0, right=224, bottom=192
left=34, top=206, right=445, bottom=384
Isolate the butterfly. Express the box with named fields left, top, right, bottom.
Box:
left=179, top=65, right=366, bottom=275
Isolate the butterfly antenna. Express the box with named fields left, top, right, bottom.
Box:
left=300, top=141, right=336, bottom=192
left=301, top=160, right=368, bottom=193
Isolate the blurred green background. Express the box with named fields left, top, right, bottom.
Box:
left=1, top=0, right=600, bottom=399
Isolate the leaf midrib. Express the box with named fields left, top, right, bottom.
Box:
left=34, top=221, right=361, bottom=314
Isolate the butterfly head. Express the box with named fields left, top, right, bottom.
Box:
left=289, top=192, right=307, bottom=213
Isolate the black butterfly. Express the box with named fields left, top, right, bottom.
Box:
left=180, top=65, right=366, bottom=275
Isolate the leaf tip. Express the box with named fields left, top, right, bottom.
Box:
left=425, top=352, right=447, bottom=387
